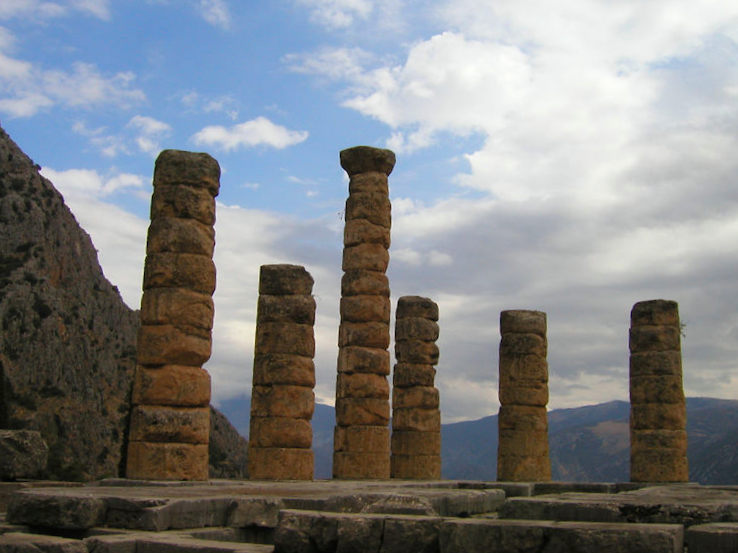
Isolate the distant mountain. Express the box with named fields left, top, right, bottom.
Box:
left=219, top=396, right=738, bottom=484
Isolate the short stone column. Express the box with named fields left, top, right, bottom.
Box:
left=629, top=299, right=688, bottom=482
left=127, top=150, right=220, bottom=481
left=248, top=264, right=316, bottom=480
left=391, top=296, right=441, bottom=479
left=333, top=146, right=395, bottom=479
left=497, top=310, right=551, bottom=481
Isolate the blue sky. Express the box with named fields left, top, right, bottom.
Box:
left=2, top=1, right=738, bottom=422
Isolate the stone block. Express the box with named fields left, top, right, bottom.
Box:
left=345, top=193, right=392, bottom=228
left=128, top=405, right=209, bottom=444
left=686, top=523, right=738, bottom=553
left=344, top=219, right=391, bottom=248
left=630, top=402, right=686, bottom=430
left=630, top=375, right=685, bottom=405
left=392, top=386, right=439, bottom=409
left=392, top=408, right=441, bottom=432
left=259, top=264, right=314, bottom=295
left=395, top=318, right=439, bottom=342
left=498, top=428, right=549, bottom=457
left=394, top=341, right=439, bottom=365
left=348, top=171, right=390, bottom=195
left=336, top=397, right=390, bottom=426
left=337, top=372, right=390, bottom=399
left=333, top=452, right=390, bottom=479
left=391, top=454, right=441, bottom=480
left=499, top=333, right=547, bottom=356
left=341, top=295, right=391, bottom=323
left=391, top=430, right=441, bottom=455
left=247, top=447, right=313, bottom=480
left=629, top=325, right=681, bottom=353
left=0, top=533, right=89, bottom=552
left=497, top=453, right=551, bottom=482
left=337, top=514, right=383, bottom=553
left=498, top=381, right=548, bottom=407
left=249, top=416, right=312, bottom=448
left=143, top=252, right=216, bottom=294
left=334, top=426, right=389, bottom=453
left=140, top=288, right=214, bottom=331
left=253, top=353, right=316, bottom=387
left=153, top=149, right=220, bottom=195
left=255, top=322, right=315, bottom=357
left=258, top=295, right=316, bottom=325
left=146, top=216, right=215, bottom=256
left=631, top=299, right=680, bottom=327
left=151, top=184, right=216, bottom=225
left=338, top=346, right=390, bottom=375
left=0, top=430, right=48, bottom=480
left=498, top=353, right=548, bottom=382
left=342, top=243, right=390, bottom=272
left=396, top=296, right=439, bottom=321
left=393, top=364, right=436, bottom=387
left=342, top=270, right=390, bottom=297
left=340, top=146, right=396, bottom=176
left=339, top=322, right=390, bottom=349
left=126, top=441, right=208, bottom=480
left=251, top=385, right=315, bottom=419
left=500, top=310, right=546, bottom=336
left=137, top=324, right=211, bottom=366
left=631, top=429, right=687, bottom=451
left=498, top=405, right=548, bottom=431
left=630, top=351, right=682, bottom=377
left=630, top=447, right=689, bottom=482
left=274, top=509, right=339, bottom=553
left=381, top=517, right=441, bottom=553
left=132, top=365, right=211, bottom=407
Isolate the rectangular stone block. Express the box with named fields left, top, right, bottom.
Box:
left=499, top=353, right=548, bottom=382
left=344, top=219, right=391, bottom=248
left=334, top=426, right=389, bottom=453
left=499, top=333, right=547, bottom=357
left=257, top=295, right=316, bottom=325
left=153, top=150, right=220, bottom=194
left=251, top=385, right=315, bottom=419
left=498, top=405, right=548, bottom=432
left=140, top=287, right=214, bottom=331
left=253, top=353, right=315, bottom=387
left=143, top=252, right=216, bottom=295
left=248, top=447, right=313, bottom=480
left=497, top=453, right=551, bottom=482
left=391, top=430, right=441, bottom=455
left=151, top=184, right=215, bottom=225
left=392, top=386, right=439, bottom=409
left=249, top=416, right=312, bottom=448
left=340, top=295, right=391, bottom=323
left=393, top=364, right=436, bottom=387
left=392, top=408, right=440, bottom=432
left=630, top=403, right=686, bottom=431
left=397, top=296, right=439, bottom=321
left=630, top=375, right=685, bottom=405
left=337, top=372, right=390, bottom=399
left=394, top=340, right=439, bottom=365
left=345, top=192, right=391, bottom=228
left=631, top=300, right=680, bottom=327
left=631, top=429, right=687, bottom=451
left=395, top=317, right=439, bottom=342
left=255, top=322, right=315, bottom=357
left=498, top=382, right=548, bottom=407
left=132, top=365, right=211, bottom=407
left=128, top=405, right=209, bottom=444
left=333, top=451, right=390, bottom=479
left=339, top=322, right=390, bottom=349
left=629, top=325, right=681, bottom=353
left=342, top=243, right=390, bottom=272
left=500, top=310, right=547, bottom=336
left=391, top=454, right=441, bottom=479
left=686, top=523, right=738, bottom=553
left=338, top=346, right=390, bottom=375
left=259, top=264, right=314, bottom=295
left=146, top=216, right=215, bottom=256
left=498, top=428, right=549, bottom=457
left=335, top=397, right=390, bottom=426
left=342, top=270, right=390, bottom=297
left=348, top=172, right=389, bottom=195
left=630, top=351, right=682, bottom=378
left=126, top=441, right=208, bottom=480
left=630, top=447, right=689, bottom=482
left=137, top=324, right=211, bottom=366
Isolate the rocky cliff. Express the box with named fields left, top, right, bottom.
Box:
left=0, top=125, right=247, bottom=481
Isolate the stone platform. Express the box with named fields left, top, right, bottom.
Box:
left=1, top=480, right=737, bottom=552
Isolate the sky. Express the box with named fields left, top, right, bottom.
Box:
left=1, top=1, right=738, bottom=423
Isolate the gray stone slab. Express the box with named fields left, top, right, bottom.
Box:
left=6, top=490, right=106, bottom=530
left=0, top=532, right=87, bottom=552
left=686, top=522, right=738, bottom=553
left=531, top=482, right=618, bottom=495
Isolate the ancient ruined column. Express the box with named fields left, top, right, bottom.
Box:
left=248, top=264, right=316, bottom=480
left=333, top=146, right=395, bottom=479
left=629, top=299, right=688, bottom=482
left=497, top=310, right=551, bottom=481
left=127, top=150, right=219, bottom=481
left=391, top=296, right=441, bottom=479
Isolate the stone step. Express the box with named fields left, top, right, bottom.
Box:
left=84, top=533, right=274, bottom=553
left=686, top=522, right=738, bottom=553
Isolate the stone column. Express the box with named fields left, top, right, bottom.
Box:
left=497, top=310, right=551, bottom=481
left=248, top=264, right=316, bottom=480
left=629, top=299, right=688, bottom=482
left=391, top=296, right=441, bottom=479
left=333, top=146, right=395, bottom=479
left=127, top=150, right=219, bottom=481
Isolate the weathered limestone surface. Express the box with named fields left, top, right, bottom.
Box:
left=333, top=146, right=395, bottom=479
left=0, top=430, right=48, bottom=480
left=392, top=296, right=441, bottom=479
left=127, top=150, right=220, bottom=481
left=248, top=265, right=315, bottom=480
left=497, top=310, right=551, bottom=482
left=629, top=299, right=688, bottom=482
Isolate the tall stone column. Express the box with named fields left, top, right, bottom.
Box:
left=629, top=299, right=688, bottom=482
left=391, top=296, right=441, bottom=479
left=497, top=310, right=551, bottom=482
left=127, top=150, right=220, bottom=481
left=248, top=264, right=316, bottom=480
left=333, top=146, right=395, bottom=479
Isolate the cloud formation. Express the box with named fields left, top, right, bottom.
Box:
left=191, top=116, right=309, bottom=151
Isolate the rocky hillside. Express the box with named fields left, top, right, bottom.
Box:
left=0, top=125, right=246, bottom=481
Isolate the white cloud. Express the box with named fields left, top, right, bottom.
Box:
left=127, top=115, right=172, bottom=155
left=198, top=0, right=230, bottom=29
left=191, top=116, right=309, bottom=151
left=0, top=0, right=109, bottom=20
left=295, top=0, right=372, bottom=29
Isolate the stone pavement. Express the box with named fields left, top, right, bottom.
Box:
left=1, top=480, right=738, bottom=552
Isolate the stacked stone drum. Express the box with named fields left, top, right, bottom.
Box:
left=333, top=146, right=395, bottom=479
left=391, top=296, right=441, bottom=479
left=629, top=299, right=688, bottom=482
left=127, top=150, right=220, bottom=481
left=497, top=310, right=551, bottom=482
left=248, top=264, right=316, bottom=480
